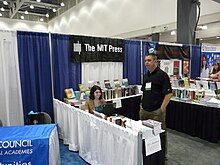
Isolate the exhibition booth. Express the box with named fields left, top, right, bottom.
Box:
left=1, top=31, right=220, bottom=164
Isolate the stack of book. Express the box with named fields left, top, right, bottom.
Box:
left=142, top=119, right=162, bottom=135
left=206, top=97, right=220, bottom=108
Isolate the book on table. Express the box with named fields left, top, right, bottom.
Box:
left=64, top=88, right=76, bottom=99
left=113, top=79, right=121, bottom=88
left=78, top=84, right=85, bottom=92
left=104, top=80, right=112, bottom=89
left=122, top=78, right=129, bottom=87
left=142, top=119, right=162, bottom=135
left=94, top=80, right=101, bottom=87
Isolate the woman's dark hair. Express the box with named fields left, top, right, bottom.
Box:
left=212, top=62, right=220, bottom=74
left=201, top=54, right=207, bottom=69
left=89, top=85, right=103, bottom=100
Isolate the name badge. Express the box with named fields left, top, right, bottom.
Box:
left=145, top=82, right=151, bottom=90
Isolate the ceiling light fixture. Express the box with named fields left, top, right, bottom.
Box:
left=40, top=18, right=44, bottom=22
left=60, top=2, right=65, bottom=6
left=45, top=13, right=49, bottom=18
left=202, top=25, right=207, bottom=30
left=0, top=7, right=5, bottom=11
left=199, top=38, right=203, bottom=41
left=30, top=5, right=34, bottom=9
left=197, top=25, right=208, bottom=30
left=52, top=8, right=57, bottom=12
left=0, top=13, right=2, bottom=17
left=20, top=15, right=24, bottom=19
left=3, top=1, right=8, bottom=5
left=171, top=31, right=176, bottom=36
left=25, top=10, right=29, bottom=14
left=36, top=0, right=41, bottom=2
left=216, top=37, right=220, bottom=39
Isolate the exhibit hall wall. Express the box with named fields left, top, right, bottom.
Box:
left=0, top=17, right=48, bottom=32
left=0, top=0, right=219, bottom=39
left=48, top=0, right=220, bottom=39
left=48, top=0, right=177, bottom=37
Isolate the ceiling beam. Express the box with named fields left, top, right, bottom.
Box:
left=9, top=0, right=25, bottom=18
left=24, top=0, right=60, bottom=9
left=18, top=10, right=47, bottom=17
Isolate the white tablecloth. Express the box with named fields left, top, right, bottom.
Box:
left=54, top=99, right=159, bottom=165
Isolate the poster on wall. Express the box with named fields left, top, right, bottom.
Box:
left=160, top=60, right=173, bottom=75
left=70, top=35, right=124, bottom=62
left=201, top=45, right=220, bottom=74
left=145, top=42, right=190, bottom=60
left=183, top=60, right=190, bottom=76
left=159, top=59, right=182, bottom=76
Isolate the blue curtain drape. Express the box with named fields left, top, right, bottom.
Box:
left=123, top=40, right=141, bottom=85
left=191, top=45, right=201, bottom=79
left=52, top=34, right=81, bottom=101
left=17, top=31, right=53, bottom=122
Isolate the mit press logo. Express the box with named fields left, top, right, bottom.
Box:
left=73, top=41, right=81, bottom=55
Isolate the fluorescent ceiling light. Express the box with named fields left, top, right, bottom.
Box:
left=36, top=0, right=41, bottom=2
left=216, top=37, right=220, bottom=39
left=20, top=15, right=24, bottom=19
left=61, top=2, right=65, bottom=6
left=40, top=18, right=44, bottom=22
left=52, top=8, right=57, bottom=12
left=0, top=13, right=2, bottom=17
left=202, top=25, right=207, bottom=30
left=25, top=10, right=29, bottom=14
left=197, top=25, right=208, bottom=30
left=3, top=1, right=8, bottom=5
left=46, top=13, right=49, bottom=18
left=171, top=31, right=176, bottom=35
left=0, top=7, right=5, bottom=11
left=30, top=5, right=34, bottom=9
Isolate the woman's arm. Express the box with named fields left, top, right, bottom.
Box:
left=212, top=72, right=220, bottom=82
left=84, top=100, right=90, bottom=112
left=211, top=71, right=220, bottom=81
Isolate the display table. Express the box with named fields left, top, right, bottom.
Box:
left=0, top=124, right=60, bottom=165
left=166, top=99, right=220, bottom=143
left=68, top=94, right=142, bottom=121
left=54, top=99, right=164, bottom=165
left=106, top=94, right=142, bottom=120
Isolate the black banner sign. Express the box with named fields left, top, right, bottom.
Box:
left=70, top=35, right=124, bottom=62
left=146, top=42, right=190, bottom=60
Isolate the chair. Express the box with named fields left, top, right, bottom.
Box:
left=41, top=112, right=52, bottom=124
left=0, top=119, right=3, bottom=126
left=26, top=112, right=52, bottom=125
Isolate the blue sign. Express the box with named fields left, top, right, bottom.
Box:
left=0, top=124, right=57, bottom=165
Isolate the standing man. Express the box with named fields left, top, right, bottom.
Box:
left=140, top=53, right=172, bottom=127
left=140, top=54, right=172, bottom=164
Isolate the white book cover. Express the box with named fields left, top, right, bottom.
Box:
left=160, top=60, right=172, bottom=75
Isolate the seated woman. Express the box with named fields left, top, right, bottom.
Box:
left=84, top=85, right=106, bottom=113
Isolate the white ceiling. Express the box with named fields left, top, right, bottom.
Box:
left=0, top=0, right=219, bottom=44
left=131, top=0, right=220, bottom=44
left=0, top=0, right=84, bottom=22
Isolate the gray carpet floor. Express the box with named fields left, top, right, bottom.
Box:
left=60, top=128, right=220, bottom=165
left=167, top=129, right=220, bottom=165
